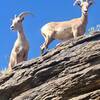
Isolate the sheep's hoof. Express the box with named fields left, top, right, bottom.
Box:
left=43, top=51, right=48, bottom=56
left=41, top=49, right=49, bottom=56
left=41, top=49, right=44, bottom=56
left=3, top=68, right=13, bottom=75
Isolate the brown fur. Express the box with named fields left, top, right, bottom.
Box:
left=40, top=1, right=92, bottom=54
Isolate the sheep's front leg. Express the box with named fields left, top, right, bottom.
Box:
left=7, top=54, right=16, bottom=74
left=40, top=36, right=53, bottom=55
left=72, top=28, right=78, bottom=38
left=8, top=62, right=13, bottom=73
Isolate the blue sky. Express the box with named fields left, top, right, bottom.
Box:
left=0, top=0, right=100, bottom=69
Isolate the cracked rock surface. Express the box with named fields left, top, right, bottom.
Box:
left=0, top=32, right=100, bottom=100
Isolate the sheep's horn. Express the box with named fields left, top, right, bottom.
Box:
left=18, top=12, right=33, bottom=19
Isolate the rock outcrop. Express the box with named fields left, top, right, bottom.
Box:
left=0, top=31, right=100, bottom=100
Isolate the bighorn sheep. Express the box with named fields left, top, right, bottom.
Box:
left=40, top=0, right=94, bottom=54
left=8, top=12, right=31, bottom=72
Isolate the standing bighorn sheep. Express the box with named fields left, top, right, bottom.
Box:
left=40, top=0, right=94, bottom=54
left=8, top=12, right=31, bottom=72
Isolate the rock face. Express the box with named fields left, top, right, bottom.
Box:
left=0, top=32, right=100, bottom=100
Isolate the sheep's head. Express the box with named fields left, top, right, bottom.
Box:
left=10, top=12, right=32, bottom=31
left=74, top=0, right=94, bottom=15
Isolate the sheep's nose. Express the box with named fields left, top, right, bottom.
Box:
left=84, top=8, right=88, bottom=12
left=85, top=9, right=88, bottom=12
left=85, top=10, right=87, bottom=13
left=84, top=9, right=88, bottom=14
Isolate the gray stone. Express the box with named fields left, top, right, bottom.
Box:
left=0, top=31, right=100, bottom=100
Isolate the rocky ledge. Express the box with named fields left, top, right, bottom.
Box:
left=0, top=31, right=100, bottom=100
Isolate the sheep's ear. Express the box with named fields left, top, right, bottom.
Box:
left=73, top=0, right=81, bottom=7
left=88, top=0, right=94, bottom=7
left=21, top=17, right=24, bottom=22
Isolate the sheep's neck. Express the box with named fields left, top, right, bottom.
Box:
left=17, top=25, right=26, bottom=41
left=81, top=13, right=88, bottom=28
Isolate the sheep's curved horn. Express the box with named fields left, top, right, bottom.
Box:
left=18, top=12, right=33, bottom=19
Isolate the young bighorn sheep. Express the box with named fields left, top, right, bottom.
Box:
left=40, top=0, right=94, bottom=54
left=8, top=12, right=31, bottom=72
